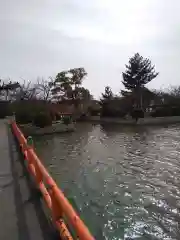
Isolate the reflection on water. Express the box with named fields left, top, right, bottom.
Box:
left=34, top=123, right=180, bottom=239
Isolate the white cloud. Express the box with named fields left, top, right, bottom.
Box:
left=0, top=0, right=180, bottom=97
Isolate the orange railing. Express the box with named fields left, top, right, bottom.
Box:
left=11, top=121, right=94, bottom=240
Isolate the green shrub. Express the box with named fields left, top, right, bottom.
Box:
left=33, top=112, right=52, bottom=128
left=0, top=102, right=10, bottom=118
left=151, top=108, right=169, bottom=117
left=78, top=114, right=88, bottom=121
left=88, top=106, right=100, bottom=116
left=0, top=109, right=8, bottom=119
left=101, top=107, right=127, bottom=118
left=151, top=106, right=180, bottom=117
left=90, top=109, right=100, bottom=116
left=131, top=109, right=144, bottom=119
left=172, top=107, right=180, bottom=116
left=15, top=111, right=34, bottom=124
left=62, top=116, right=72, bottom=125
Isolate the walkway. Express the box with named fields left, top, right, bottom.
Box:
left=0, top=119, right=58, bottom=239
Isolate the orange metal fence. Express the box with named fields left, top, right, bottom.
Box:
left=11, top=121, right=94, bottom=240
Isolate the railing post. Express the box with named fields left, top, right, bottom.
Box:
left=11, top=121, right=95, bottom=240
left=34, top=158, right=43, bottom=184
left=49, top=186, right=73, bottom=240
left=49, top=186, right=62, bottom=221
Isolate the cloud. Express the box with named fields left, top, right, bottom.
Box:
left=0, top=0, right=180, bottom=97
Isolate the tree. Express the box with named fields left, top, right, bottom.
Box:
left=77, top=87, right=92, bottom=101
left=35, top=78, right=52, bottom=101
left=51, top=68, right=87, bottom=102
left=52, top=71, right=70, bottom=100
left=150, top=86, right=180, bottom=117
left=152, top=86, right=180, bottom=105
left=69, top=68, right=87, bottom=86
left=100, top=86, right=116, bottom=117
left=122, top=53, right=158, bottom=90
left=122, top=53, right=158, bottom=108
left=12, top=80, right=39, bottom=101
left=168, top=86, right=180, bottom=101
left=101, top=86, right=113, bottom=103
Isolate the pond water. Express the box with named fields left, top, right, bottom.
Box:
left=34, top=123, right=180, bottom=239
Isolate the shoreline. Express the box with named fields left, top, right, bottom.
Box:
left=19, top=122, right=75, bottom=136
left=86, top=116, right=180, bottom=126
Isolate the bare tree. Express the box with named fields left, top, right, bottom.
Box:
left=11, top=80, right=39, bottom=101
left=8, top=77, right=53, bottom=102
left=168, top=86, right=180, bottom=98
left=35, top=77, right=52, bottom=101
left=152, top=86, right=180, bottom=105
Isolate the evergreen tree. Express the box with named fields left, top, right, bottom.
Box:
left=122, top=53, right=158, bottom=90
left=101, top=86, right=113, bottom=103
left=100, top=86, right=114, bottom=117
left=122, top=53, right=158, bottom=108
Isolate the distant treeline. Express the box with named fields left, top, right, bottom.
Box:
left=1, top=53, right=180, bottom=122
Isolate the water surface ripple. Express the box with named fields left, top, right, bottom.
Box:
left=34, top=123, right=180, bottom=239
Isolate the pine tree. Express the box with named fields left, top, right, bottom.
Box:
left=101, top=86, right=113, bottom=102
left=122, top=53, right=158, bottom=108
left=122, top=53, right=158, bottom=90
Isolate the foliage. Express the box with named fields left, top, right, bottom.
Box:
left=122, top=53, right=158, bottom=91
left=151, top=106, right=180, bottom=117
left=76, top=87, right=91, bottom=101
left=88, top=107, right=100, bottom=116
left=51, top=68, right=87, bottom=102
left=0, top=69, right=91, bottom=123
left=51, top=71, right=70, bottom=101
left=33, top=112, right=52, bottom=128
left=100, top=86, right=114, bottom=117
left=151, top=86, right=180, bottom=117
left=77, top=113, right=88, bottom=121
left=101, top=86, right=113, bottom=103
left=101, top=108, right=127, bottom=118
left=15, top=111, right=34, bottom=124
left=131, top=109, right=144, bottom=120
left=0, top=102, right=11, bottom=118
left=121, top=53, right=158, bottom=109
left=13, top=100, right=48, bottom=124
left=62, top=116, right=72, bottom=125
left=69, top=68, right=87, bottom=86
left=100, top=87, right=129, bottom=118
left=0, top=110, right=7, bottom=119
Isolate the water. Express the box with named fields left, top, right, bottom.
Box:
left=34, top=123, right=180, bottom=239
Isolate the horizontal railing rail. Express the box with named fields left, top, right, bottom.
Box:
left=11, top=121, right=94, bottom=240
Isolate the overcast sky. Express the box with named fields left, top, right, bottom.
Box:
left=0, top=0, right=179, bottom=98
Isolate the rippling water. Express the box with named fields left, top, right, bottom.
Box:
left=34, top=123, right=180, bottom=239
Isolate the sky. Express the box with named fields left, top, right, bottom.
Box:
left=0, top=0, right=180, bottom=98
